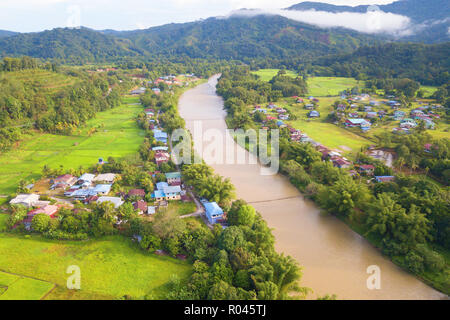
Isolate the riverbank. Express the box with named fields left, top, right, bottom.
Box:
left=178, top=74, right=447, bottom=300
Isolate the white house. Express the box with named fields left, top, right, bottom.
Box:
left=9, top=194, right=40, bottom=208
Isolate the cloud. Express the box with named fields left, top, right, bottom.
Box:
left=229, top=7, right=412, bottom=35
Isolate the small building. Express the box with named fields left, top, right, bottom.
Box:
left=133, top=200, right=148, bottom=215
left=52, top=174, right=77, bottom=188
left=78, top=173, right=96, bottom=184
left=359, top=164, right=375, bottom=175
left=163, top=186, right=182, bottom=200
left=147, top=206, right=156, bottom=215
left=128, top=189, right=146, bottom=199
left=307, top=110, right=320, bottom=118
left=153, top=129, right=168, bottom=144
left=93, top=184, right=112, bottom=196
left=156, top=182, right=169, bottom=191
left=97, top=196, right=124, bottom=208
left=331, top=157, right=351, bottom=169
left=166, top=172, right=182, bottom=185
left=93, top=173, right=116, bottom=184
left=393, top=110, right=405, bottom=120
left=10, top=194, right=40, bottom=208
left=345, top=119, right=371, bottom=131
left=24, top=205, right=59, bottom=230
left=152, top=146, right=169, bottom=152
left=204, top=202, right=224, bottom=225
left=130, top=87, right=146, bottom=95
left=155, top=152, right=170, bottom=166
left=152, top=190, right=166, bottom=202
left=375, top=176, right=395, bottom=183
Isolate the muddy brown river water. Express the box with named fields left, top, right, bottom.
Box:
left=178, top=75, right=447, bottom=300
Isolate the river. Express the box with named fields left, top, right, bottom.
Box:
left=178, top=75, right=447, bottom=300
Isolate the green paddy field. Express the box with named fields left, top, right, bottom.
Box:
left=0, top=234, right=192, bottom=300
left=0, top=96, right=145, bottom=195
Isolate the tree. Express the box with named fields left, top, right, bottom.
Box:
left=365, top=193, right=431, bottom=255
left=6, top=206, right=27, bottom=229
left=218, top=226, right=246, bottom=252
left=227, top=201, right=256, bottom=227
left=31, top=213, right=51, bottom=233
left=317, top=176, right=371, bottom=217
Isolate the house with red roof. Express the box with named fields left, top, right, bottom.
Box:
left=128, top=189, right=146, bottom=199
left=133, top=200, right=148, bottom=215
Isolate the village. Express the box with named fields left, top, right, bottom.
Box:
left=7, top=74, right=227, bottom=235
left=251, top=91, right=446, bottom=185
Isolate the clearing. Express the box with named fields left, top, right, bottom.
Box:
left=307, top=77, right=361, bottom=97
left=252, top=69, right=298, bottom=82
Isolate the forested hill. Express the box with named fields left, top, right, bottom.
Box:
left=0, top=30, right=18, bottom=38
left=310, top=42, right=450, bottom=86
left=288, top=0, right=450, bottom=23
left=288, top=0, right=450, bottom=43
left=0, top=15, right=378, bottom=62
left=116, top=15, right=378, bottom=60
left=0, top=27, right=142, bottom=63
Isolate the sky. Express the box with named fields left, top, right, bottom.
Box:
left=0, top=0, right=400, bottom=33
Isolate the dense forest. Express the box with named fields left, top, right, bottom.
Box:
left=0, top=15, right=377, bottom=63
left=308, top=42, right=450, bottom=86
left=216, top=67, right=450, bottom=294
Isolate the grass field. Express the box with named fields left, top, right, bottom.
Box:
left=307, top=77, right=361, bottom=97
left=252, top=69, right=298, bottom=82
left=420, top=86, right=439, bottom=97
left=0, top=96, right=145, bottom=195
left=0, top=234, right=192, bottom=300
left=0, top=271, right=55, bottom=300
left=2, top=69, right=79, bottom=94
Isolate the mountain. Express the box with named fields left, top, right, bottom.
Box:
left=0, top=27, right=141, bottom=62
left=0, top=15, right=379, bottom=62
left=0, top=30, right=18, bottom=38
left=115, top=14, right=379, bottom=60
left=288, top=0, right=450, bottom=43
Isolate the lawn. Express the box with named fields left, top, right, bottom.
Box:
left=252, top=69, right=298, bottom=82
left=0, top=234, right=192, bottom=300
left=0, top=96, right=145, bottom=195
left=289, top=119, right=371, bottom=153
left=167, top=201, right=197, bottom=216
left=420, top=86, right=438, bottom=97
left=307, top=77, right=361, bottom=97
left=0, top=272, right=55, bottom=300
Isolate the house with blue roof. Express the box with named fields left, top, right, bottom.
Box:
left=93, top=184, right=112, bottom=195
left=156, top=182, right=169, bottom=191
left=152, top=190, right=166, bottom=202
left=204, top=202, right=224, bottom=224
left=163, top=186, right=182, bottom=200
left=308, top=110, right=320, bottom=118
left=153, top=129, right=168, bottom=144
